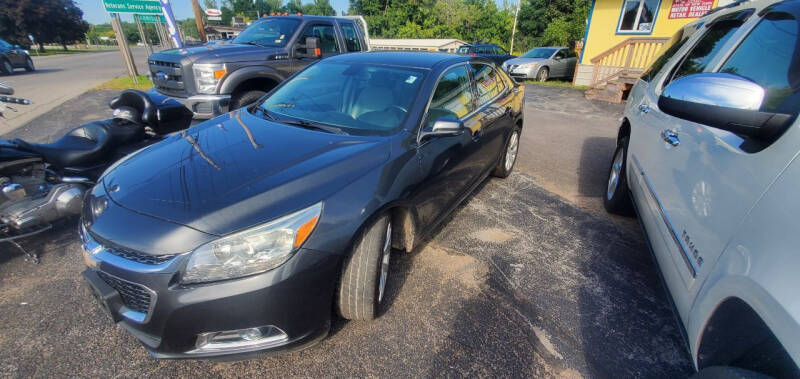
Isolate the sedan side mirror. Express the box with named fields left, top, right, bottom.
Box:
left=296, top=37, right=322, bottom=59
left=420, top=117, right=465, bottom=140
left=658, top=73, right=792, bottom=141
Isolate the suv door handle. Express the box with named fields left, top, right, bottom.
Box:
left=661, top=129, right=680, bottom=146
left=639, top=104, right=650, bottom=113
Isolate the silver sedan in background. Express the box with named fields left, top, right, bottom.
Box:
left=502, top=47, right=577, bottom=82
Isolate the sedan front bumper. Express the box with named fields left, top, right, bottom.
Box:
left=81, top=226, right=339, bottom=359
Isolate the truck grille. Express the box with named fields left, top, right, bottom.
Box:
left=149, top=59, right=186, bottom=96
left=97, top=272, right=153, bottom=314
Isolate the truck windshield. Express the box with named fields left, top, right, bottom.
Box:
left=522, top=48, right=556, bottom=59
left=233, top=18, right=300, bottom=47
left=258, top=62, right=426, bottom=135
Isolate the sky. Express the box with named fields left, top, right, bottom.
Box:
left=76, top=0, right=352, bottom=25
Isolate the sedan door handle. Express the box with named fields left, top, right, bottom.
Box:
left=638, top=104, right=650, bottom=113
left=661, top=129, right=680, bottom=146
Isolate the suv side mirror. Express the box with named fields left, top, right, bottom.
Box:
left=296, top=37, right=322, bottom=59
left=420, top=117, right=465, bottom=140
left=658, top=73, right=792, bottom=141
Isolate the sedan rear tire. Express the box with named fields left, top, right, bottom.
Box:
left=25, top=57, right=34, bottom=72
left=338, top=214, right=392, bottom=320
left=493, top=126, right=520, bottom=178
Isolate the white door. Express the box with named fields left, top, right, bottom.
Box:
left=634, top=9, right=800, bottom=319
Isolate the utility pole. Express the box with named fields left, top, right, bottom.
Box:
left=191, top=0, right=208, bottom=43
left=111, top=13, right=139, bottom=83
left=509, top=0, right=522, bottom=54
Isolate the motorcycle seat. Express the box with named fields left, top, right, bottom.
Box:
left=12, top=119, right=143, bottom=168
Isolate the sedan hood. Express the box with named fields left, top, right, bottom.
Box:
left=150, top=44, right=286, bottom=64
left=103, top=110, right=390, bottom=236
left=504, top=57, right=547, bottom=66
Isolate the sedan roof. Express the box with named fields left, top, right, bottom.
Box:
left=324, top=51, right=481, bottom=70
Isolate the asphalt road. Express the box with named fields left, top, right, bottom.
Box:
left=0, top=48, right=149, bottom=134
left=0, top=86, right=693, bottom=377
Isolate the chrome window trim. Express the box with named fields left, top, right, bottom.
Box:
left=631, top=155, right=698, bottom=277
left=416, top=61, right=507, bottom=147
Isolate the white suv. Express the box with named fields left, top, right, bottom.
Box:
left=605, top=0, right=800, bottom=376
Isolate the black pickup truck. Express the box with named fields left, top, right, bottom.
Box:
left=148, top=15, right=369, bottom=119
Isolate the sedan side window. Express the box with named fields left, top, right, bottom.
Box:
left=471, top=64, right=505, bottom=107
left=719, top=12, right=799, bottom=114
left=425, top=65, right=475, bottom=128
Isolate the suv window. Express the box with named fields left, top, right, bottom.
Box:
left=340, top=22, right=362, bottom=52
left=720, top=12, right=799, bottom=113
left=471, top=64, right=506, bottom=106
left=667, top=15, right=749, bottom=85
left=300, top=24, right=339, bottom=53
left=425, top=65, right=475, bottom=127
left=641, top=27, right=692, bottom=82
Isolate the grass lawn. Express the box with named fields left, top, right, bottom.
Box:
left=32, top=47, right=119, bottom=56
left=521, top=79, right=588, bottom=91
left=93, top=75, right=153, bottom=91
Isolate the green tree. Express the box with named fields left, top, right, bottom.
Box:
left=0, top=0, right=89, bottom=51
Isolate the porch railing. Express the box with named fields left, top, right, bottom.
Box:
left=589, top=37, right=669, bottom=88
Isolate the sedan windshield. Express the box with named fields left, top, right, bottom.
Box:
left=522, top=48, right=556, bottom=59
left=258, top=62, right=426, bottom=135
left=233, top=18, right=300, bottom=47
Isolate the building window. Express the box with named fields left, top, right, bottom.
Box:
left=618, top=0, right=660, bottom=33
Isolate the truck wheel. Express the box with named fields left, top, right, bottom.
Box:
left=691, top=366, right=770, bottom=379
left=230, top=90, right=266, bottom=110
left=338, top=214, right=392, bottom=321
left=604, top=137, right=634, bottom=216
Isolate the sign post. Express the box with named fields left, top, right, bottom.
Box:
left=110, top=13, right=139, bottom=83
left=134, top=14, right=152, bottom=56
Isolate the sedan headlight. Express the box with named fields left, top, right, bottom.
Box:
left=523, top=62, right=539, bottom=68
left=181, top=202, right=322, bottom=284
left=193, top=63, right=227, bottom=94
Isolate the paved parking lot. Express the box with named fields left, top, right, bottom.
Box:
left=0, top=86, right=693, bottom=377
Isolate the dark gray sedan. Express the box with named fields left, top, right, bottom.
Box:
left=502, top=47, right=577, bottom=81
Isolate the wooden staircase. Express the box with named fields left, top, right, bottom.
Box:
left=585, top=37, right=668, bottom=103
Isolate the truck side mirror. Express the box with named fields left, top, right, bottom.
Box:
left=296, top=37, right=322, bottom=59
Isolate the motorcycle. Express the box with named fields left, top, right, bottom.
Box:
left=0, top=84, right=193, bottom=262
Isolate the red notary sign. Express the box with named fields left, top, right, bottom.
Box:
left=668, top=0, right=714, bottom=19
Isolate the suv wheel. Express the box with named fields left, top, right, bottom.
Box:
left=493, top=126, right=520, bottom=178
left=1, top=59, right=13, bottom=76
left=24, top=57, right=34, bottom=72
left=604, top=137, right=634, bottom=215
left=230, top=89, right=266, bottom=110
left=338, top=214, right=392, bottom=320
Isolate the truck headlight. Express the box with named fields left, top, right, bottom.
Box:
left=193, top=63, right=227, bottom=94
left=181, top=202, right=322, bottom=284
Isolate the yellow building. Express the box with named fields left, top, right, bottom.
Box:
left=574, top=0, right=736, bottom=93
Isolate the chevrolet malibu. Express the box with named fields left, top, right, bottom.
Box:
left=80, top=52, right=524, bottom=358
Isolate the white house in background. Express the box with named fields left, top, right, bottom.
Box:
left=370, top=38, right=467, bottom=53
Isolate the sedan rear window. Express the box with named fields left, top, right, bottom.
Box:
left=259, top=62, right=426, bottom=135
